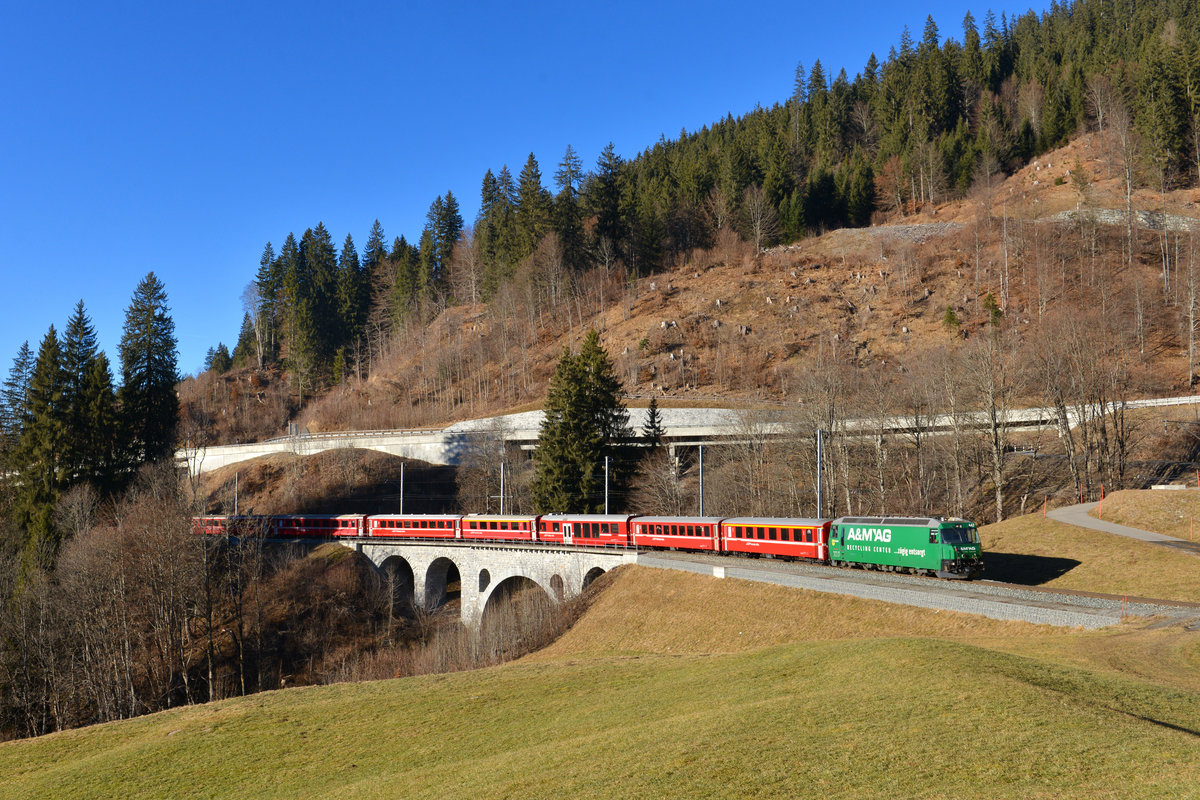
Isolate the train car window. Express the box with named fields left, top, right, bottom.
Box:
left=768, top=527, right=777, bottom=540
left=553, top=522, right=560, bottom=532
left=806, top=529, right=813, bottom=543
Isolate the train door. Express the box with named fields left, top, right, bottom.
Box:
left=563, top=522, right=574, bottom=544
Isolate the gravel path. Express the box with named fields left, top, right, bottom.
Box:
left=635, top=551, right=1200, bottom=630
left=1048, top=502, right=1200, bottom=556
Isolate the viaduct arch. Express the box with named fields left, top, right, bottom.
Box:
left=355, top=541, right=635, bottom=629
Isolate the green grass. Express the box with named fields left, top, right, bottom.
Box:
left=3, top=636, right=1200, bottom=799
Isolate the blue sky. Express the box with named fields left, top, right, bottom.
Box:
left=0, top=0, right=1035, bottom=377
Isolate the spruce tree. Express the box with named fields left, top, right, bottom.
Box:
left=80, top=351, right=118, bottom=493
left=60, top=301, right=104, bottom=486
left=253, top=242, right=278, bottom=365
left=516, top=153, right=552, bottom=257
left=118, top=272, right=179, bottom=465
left=231, top=313, right=256, bottom=368
left=1, top=340, right=33, bottom=442
left=531, top=330, right=632, bottom=512
left=210, top=343, right=232, bottom=373
left=337, top=233, right=367, bottom=351
left=14, top=327, right=68, bottom=567
left=590, top=143, right=625, bottom=254
left=553, top=145, right=587, bottom=270
left=642, top=396, right=665, bottom=450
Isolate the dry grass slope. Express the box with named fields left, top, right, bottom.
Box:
left=1092, top=488, right=1200, bottom=541
left=2, top=565, right=1200, bottom=799
left=981, top=513, right=1200, bottom=602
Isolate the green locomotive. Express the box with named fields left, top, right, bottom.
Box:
left=828, top=516, right=983, bottom=579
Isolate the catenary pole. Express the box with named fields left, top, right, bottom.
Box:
left=816, top=429, right=824, bottom=517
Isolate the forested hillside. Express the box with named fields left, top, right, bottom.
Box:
left=206, top=0, right=1200, bottom=392
left=171, top=0, right=1200, bottom=528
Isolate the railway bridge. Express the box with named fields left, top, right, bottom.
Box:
left=352, top=540, right=636, bottom=629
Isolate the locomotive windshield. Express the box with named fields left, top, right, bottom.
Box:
left=940, top=525, right=979, bottom=545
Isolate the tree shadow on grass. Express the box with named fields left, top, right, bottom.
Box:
left=984, top=552, right=1081, bottom=585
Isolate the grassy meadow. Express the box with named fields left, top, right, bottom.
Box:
left=3, top=508, right=1200, bottom=799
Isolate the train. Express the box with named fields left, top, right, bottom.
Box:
left=193, top=511, right=984, bottom=579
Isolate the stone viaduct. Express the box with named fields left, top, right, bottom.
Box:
left=351, top=540, right=637, bottom=629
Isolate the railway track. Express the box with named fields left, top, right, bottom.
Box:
left=636, top=550, right=1200, bottom=629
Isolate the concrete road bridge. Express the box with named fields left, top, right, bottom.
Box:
left=179, top=396, right=1200, bottom=477
left=353, top=540, right=636, bottom=629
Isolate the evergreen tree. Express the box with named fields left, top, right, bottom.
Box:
left=516, top=153, right=552, bottom=257
left=417, top=226, right=438, bottom=306
left=1, top=340, right=33, bottom=442
left=554, top=145, right=587, bottom=270
left=253, top=241, right=279, bottom=365
left=299, top=223, right=339, bottom=373
left=336, top=233, right=368, bottom=352
left=531, top=330, right=632, bottom=513
left=118, top=272, right=179, bottom=465
left=277, top=232, right=302, bottom=363
left=209, top=343, right=232, bottom=374
left=390, top=235, right=420, bottom=320
left=231, top=313, right=256, bottom=368
left=589, top=143, right=626, bottom=255
left=363, top=220, right=388, bottom=276
left=60, top=301, right=102, bottom=485
left=642, top=396, right=665, bottom=450
left=79, top=351, right=117, bottom=493
left=14, top=327, right=67, bottom=567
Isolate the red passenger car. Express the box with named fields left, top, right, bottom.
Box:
left=272, top=514, right=365, bottom=538
left=631, top=516, right=722, bottom=551
left=193, top=516, right=229, bottom=536
left=367, top=514, right=462, bottom=539
left=192, top=516, right=279, bottom=537
left=538, top=514, right=633, bottom=547
left=460, top=514, right=539, bottom=542
left=720, top=517, right=829, bottom=561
